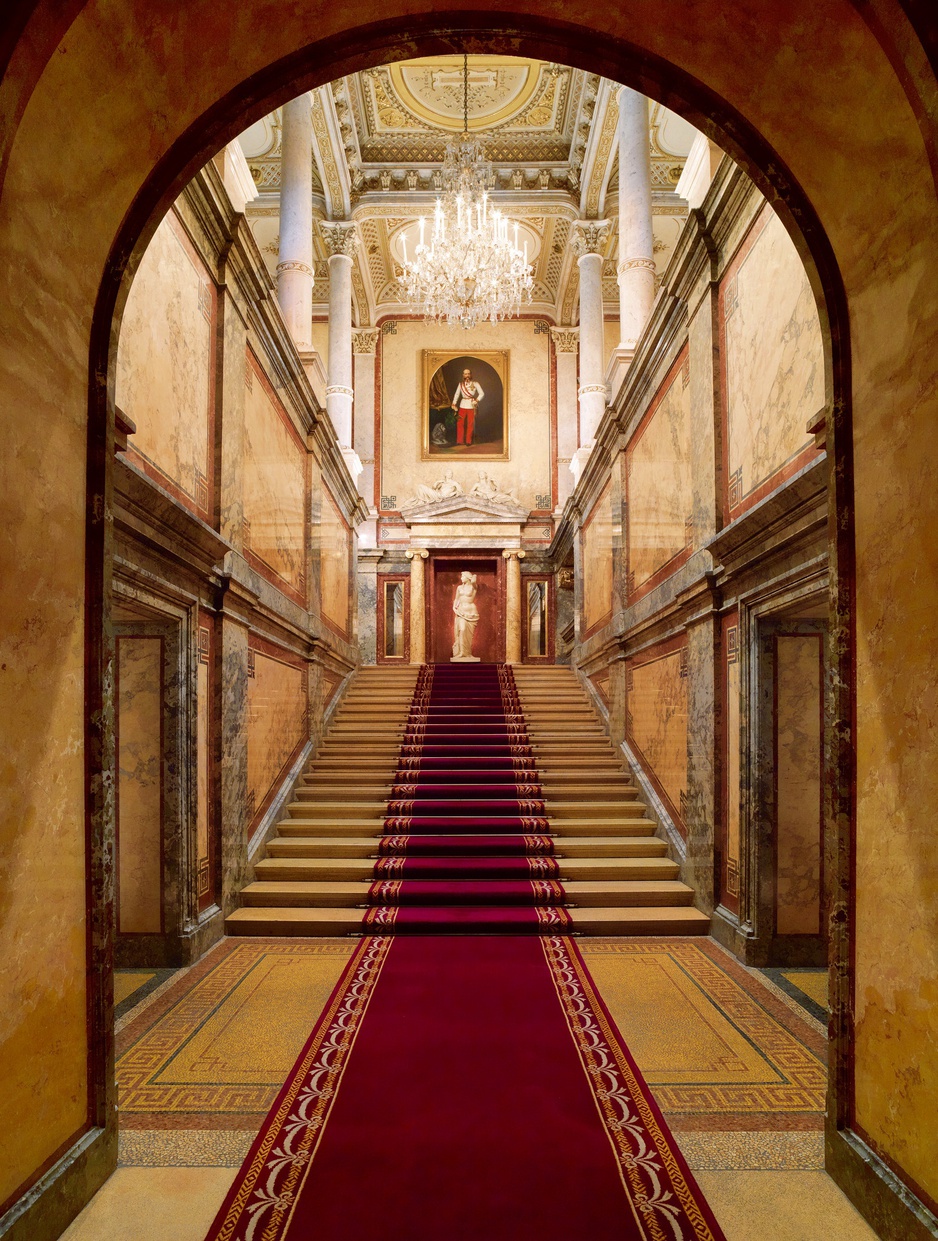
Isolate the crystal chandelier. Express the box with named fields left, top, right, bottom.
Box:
left=399, top=54, right=534, bottom=330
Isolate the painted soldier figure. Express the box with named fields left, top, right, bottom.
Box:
left=451, top=368, right=485, bottom=447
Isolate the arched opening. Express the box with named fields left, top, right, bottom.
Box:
left=1, top=6, right=936, bottom=1240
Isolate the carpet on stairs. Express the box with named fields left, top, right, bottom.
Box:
left=203, top=934, right=727, bottom=1241
left=365, top=662, right=569, bottom=933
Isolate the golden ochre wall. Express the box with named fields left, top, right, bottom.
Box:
left=116, top=212, right=215, bottom=518
left=581, top=480, right=614, bottom=638
left=720, top=205, right=823, bottom=517
left=243, top=351, right=308, bottom=602
left=626, top=640, right=689, bottom=833
left=625, top=350, right=692, bottom=598
left=246, top=645, right=308, bottom=833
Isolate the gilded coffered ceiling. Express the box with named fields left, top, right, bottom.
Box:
left=239, top=56, right=698, bottom=327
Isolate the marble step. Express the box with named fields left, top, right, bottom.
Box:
left=291, top=783, right=638, bottom=803
left=276, top=816, right=657, bottom=838
left=286, top=802, right=386, bottom=820
left=265, top=836, right=668, bottom=860
left=254, top=856, right=680, bottom=883
left=547, top=800, right=647, bottom=819
left=237, top=878, right=694, bottom=909
left=549, top=818, right=657, bottom=836
left=299, top=768, right=630, bottom=784
left=225, top=905, right=710, bottom=937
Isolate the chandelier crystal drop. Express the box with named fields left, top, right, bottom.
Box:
left=399, top=55, right=534, bottom=330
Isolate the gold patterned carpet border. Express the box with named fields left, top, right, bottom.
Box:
left=578, top=939, right=826, bottom=1130
left=117, top=936, right=825, bottom=1133
left=117, top=940, right=355, bottom=1129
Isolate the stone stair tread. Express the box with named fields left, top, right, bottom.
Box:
left=228, top=662, right=705, bottom=941
left=255, top=857, right=678, bottom=881
left=239, top=878, right=692, bottom=909
left=225, top=905, right=710, bottom=937
left=568, top=907, right=710, bottom=933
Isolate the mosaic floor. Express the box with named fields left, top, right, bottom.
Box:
left=60, top=941, right=877, bottom=1241
left=113, top=936, right=829, bottom=1173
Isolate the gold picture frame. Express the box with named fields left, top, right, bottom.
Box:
left=421, top=350, right=509, bottom=461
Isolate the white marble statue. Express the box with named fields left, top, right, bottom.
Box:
left=469, top=469, right=522, bottom=508
left=401, top=468, right=465, bottom=509
left=451, top=571, right=481, bottom=662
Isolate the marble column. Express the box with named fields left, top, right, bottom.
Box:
left=320, top=221, right=359, bottom=449
left=503, top=549, right=526, bottom=664
left=570, top=220, right=610, bottom=484
left=550, top=328, right=579, bottom=511
left=352, top=328, right=379, bottom=535
left=276, top=95, right=314, bottom=352
left=406, top=548, right=428, bottom=665
left=616, top=87, right=656, bottom=354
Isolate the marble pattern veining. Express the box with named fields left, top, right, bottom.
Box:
left=117, top=638, right=163, bottom=934
left=246, top=649, right=307, bottom=828
left=116, top=212, right=213, bottom=511
left=243, top=352, right=307, bottom=599
left=723, top=207, right=823, bottom=511
left=627, top=352, right=692, bottom=594
left=724, top=618, right=742, bottom=913
left=775, top=635, right=822, bottom=935
left=627, top=643, right=688, bottom=829
left=319, top=488, right=351, bottom=639
left=581, top=479, right=614, bottom=637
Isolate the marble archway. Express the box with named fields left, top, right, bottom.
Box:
left=1, top=4, right=936, bottom=1239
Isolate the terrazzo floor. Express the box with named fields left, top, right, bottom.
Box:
left=61, top=939, right=879, bottom=1240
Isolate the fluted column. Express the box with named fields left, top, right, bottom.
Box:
left=570, top=220, right=610, bottom=484
left=616, top=87, right=656, bottom=352
left=406, top=548, right=428, bottom=665
left=503, top=549, right=526, bottom=665
left=276, top=95, right=314, bottom=351
left=352, top=328, right=379, bottom=508
left=550, top=328, right=579, bottom=510
left=320, top=221, right=359, bottom=451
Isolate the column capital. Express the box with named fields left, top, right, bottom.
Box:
left=352, top=328, right=380, bottom=355
left=320, top=220, right=360, bottom=257
left=571, top=219, right=611, bottom=258
left=406, top=548, right=429, bottom=561
left=276, top=259, right=314, bottom=278
left=550, top=326, right=580, bottom=353
left=502, top=549, right=526, bottom=561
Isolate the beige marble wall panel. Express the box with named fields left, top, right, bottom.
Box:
left=775, top=635, right=822, bottom=936
left=379, top=319, right=552, bottom=510
left=582, top=480, right=614, bottom=637
left=723, top=208, right=823, bottom=504
left=320, top=489, right=351, bottom=639
left=629, top=645, right=688, bottom=824
left=116, top=212, right=212, bottom=508
left=247, top=650, right=307, bottom=826
left=117, top=638, right=162, bottom=935
left=627, top=356, right=692, bottom=592
left=243, top=354, right=307, bottom=598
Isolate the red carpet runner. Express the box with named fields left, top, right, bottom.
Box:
left=205, top=935, right=727, bottom=1241
left=364, top=663, right=569, bottom=932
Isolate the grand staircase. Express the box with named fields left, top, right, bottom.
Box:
left=226, top=664, right=709, bottom=936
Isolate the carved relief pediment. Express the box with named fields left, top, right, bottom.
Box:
left=401, top=495, right=529, bottom=524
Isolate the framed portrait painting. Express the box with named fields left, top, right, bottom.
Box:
left=422, top=350, right=509, bottom=461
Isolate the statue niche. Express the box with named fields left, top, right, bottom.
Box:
left=451, top=571, right=481, bottom=662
